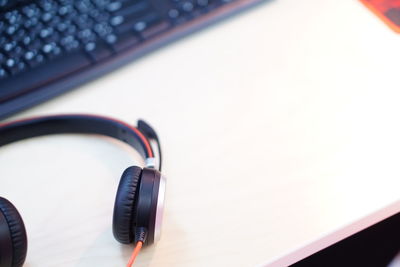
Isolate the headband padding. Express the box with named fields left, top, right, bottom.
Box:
left=112, top=166, right=142, bottom=244
left=0, top=197, right=27, bottom=267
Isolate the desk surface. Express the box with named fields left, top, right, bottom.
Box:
left=2, top=0, right=400, bottom=266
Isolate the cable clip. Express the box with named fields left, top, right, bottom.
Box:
left=145, top=157, right=156, bottom=168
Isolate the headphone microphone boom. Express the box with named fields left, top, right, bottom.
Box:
left=0, top=114, right=166, bottom=267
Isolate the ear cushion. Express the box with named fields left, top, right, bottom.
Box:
left=0, top=197, right=27, bottom=267
left=113, top=166, right=142, bottom=244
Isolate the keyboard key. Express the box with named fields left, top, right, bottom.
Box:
left=8, top=46, right=24, bottom=59
left=22, top=4, right=40, bottom=18
left=107, top=2, right=122, bottom=12
left=58, top=5, right=73, bottom=16
left=94, top=22, right=113, bottom=37
left=113, top=3, right=150, bottom=32
left=84, top=41, right=112, bottom=62
left=39, top=28, right=54, bottom=38
left=60, top=35, right=80, bottom=51
left=0, top=68, right=8, bottom=79
left=105, top=34, right=117, bottom=44
left=131, top=12, right=165, bottom=33
left=110, top=15, right=124, bottom=26
left=5, top=58, right=16, bottom=69
left=41, top=12, right=54, bottom=22
left=181, top=2, right=194, bottom=12
left=7, top=61, right=26, bottom=75
left=84, top=42, right=96, bottom=52
left=27, top=53, right=45, bottom=68
left=168, top=9, right=180, bottom=19
left=24, top=51, right=35, bottom=61
left=115, top=1, right=149, bottom=17
left=77, top=29, right=97, bottom=43
left=3, top=41, right=16, bottom=53
left=6, top=25, right=18, bottom=35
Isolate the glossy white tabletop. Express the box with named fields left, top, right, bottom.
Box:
left=1, top=0, right=400, bottom=266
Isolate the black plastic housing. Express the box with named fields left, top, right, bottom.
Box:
left=134, top=168, right=162, bottom=245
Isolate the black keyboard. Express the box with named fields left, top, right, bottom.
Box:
left=0, top=0, right=266, bottom=119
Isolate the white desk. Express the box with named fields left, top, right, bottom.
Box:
left=1, top=0, right=400, bottom=266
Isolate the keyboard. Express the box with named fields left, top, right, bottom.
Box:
left=0, top=0, right=266, bottom=119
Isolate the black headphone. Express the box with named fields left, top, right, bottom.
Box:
left=0, top=114, right=166, bottom=267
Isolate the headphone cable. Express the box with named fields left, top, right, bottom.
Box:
left=127, top=241, right=143, bottom=267
left=127, top=227, right=148, bottom=267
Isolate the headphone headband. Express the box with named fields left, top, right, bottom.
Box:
left=0, top=114, right=165, bottom=266
left=0, top=114, right=156, bottom=167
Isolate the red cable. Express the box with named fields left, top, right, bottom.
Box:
left=127, top=241, right=143, bottom=267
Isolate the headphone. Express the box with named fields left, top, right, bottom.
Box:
left=0, top=114, right=166, bottom=267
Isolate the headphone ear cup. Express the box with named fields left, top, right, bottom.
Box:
left=112, top=166, right=142, bottom=244
left=0, top=197, right=27, bottom=267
